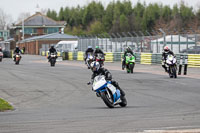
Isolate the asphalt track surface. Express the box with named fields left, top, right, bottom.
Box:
left=0, top=55, right=200, bottom=133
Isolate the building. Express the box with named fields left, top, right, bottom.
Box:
left=0, top=29, right=9, bottom=41
left=14, top=12, right=66, bottom=42
left=17, top=32, right=78, bottom=55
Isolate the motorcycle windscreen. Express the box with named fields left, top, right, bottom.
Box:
left=92, top=76, right=107, bottom=91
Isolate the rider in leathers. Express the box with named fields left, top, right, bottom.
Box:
left=162, top=46, right=175, bottom=72
left=84, top=46, right=94, bottom=63
left=93, top=46, right=104, bottom=58
left=122, top=46, right=135, bottom=70
left=13, top=46, right=22, bottom=61
left=48, top=46, right=57, bottom=61
left=90, top=61, right=125, bottom=98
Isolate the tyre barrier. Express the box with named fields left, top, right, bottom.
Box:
left=77, top=52, right=84, bottom=61
left=188, top=54, right=200, bottom=68
left=105, top=52, right=114, bottom=62
left=141, top=53, right=152, bottom=64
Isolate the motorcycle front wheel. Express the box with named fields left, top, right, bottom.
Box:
left=100, top=90, right=114, bottom=108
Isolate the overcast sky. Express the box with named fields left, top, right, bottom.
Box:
left=0, top=0, right=200, bottom=22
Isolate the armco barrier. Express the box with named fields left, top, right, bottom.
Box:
left=141, top=53, right=152, bottom=64
left=113, top=52, right=122, bottom=61
left=105, top=52, right=114, bottom=62
left=188, top=54, right=200, bottom=68
left=77, top=52, right=84, bottom=61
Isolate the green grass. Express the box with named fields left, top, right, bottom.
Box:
left=0, top=98, right=13, bottom=111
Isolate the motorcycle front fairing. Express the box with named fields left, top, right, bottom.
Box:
left=92, top=76, right=121, bottom=103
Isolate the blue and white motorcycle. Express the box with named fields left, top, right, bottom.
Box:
left=91, top=75, right=127, bottom=108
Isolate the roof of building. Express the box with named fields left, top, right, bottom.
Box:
left=16, top=12, right=66, bottom=27
left=18, top=32, right=78, bottom=43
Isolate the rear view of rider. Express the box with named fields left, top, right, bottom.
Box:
left=48, top=46, right=57, bottom=61
left=13, top=46, right=22, bottom=61
left=122, top=46, right=135, bottom=70
left=84, top=46, right=94, bottom=63
left=162, top=46, right=175, bottom=72
left=93, top=46, right=104, bottom=58
left=90, top=61, right=125, bottom=98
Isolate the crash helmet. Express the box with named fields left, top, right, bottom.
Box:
left=126, top=46, right=131, bottom=51
left=164, top=46, right=169, bottom=52
left=95, top=46, right=99, bottom=49
left=88, top=46, right=92, bottom=49
left=50, top=45, right=54, bottom=49
left=90, top=61, right=100, bottom=72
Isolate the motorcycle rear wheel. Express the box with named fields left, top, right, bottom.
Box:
left=119, top=96, right=127, bottom=107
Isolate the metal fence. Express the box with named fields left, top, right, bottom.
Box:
left=77, top=31, right=200, bottom=54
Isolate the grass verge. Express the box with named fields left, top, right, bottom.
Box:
left=0, top=98, right=13, bottom=112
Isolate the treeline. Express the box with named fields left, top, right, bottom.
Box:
left=46, top=0, right=200, bottom=35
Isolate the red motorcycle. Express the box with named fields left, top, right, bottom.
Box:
left=95, top=53, right=105, bottom=67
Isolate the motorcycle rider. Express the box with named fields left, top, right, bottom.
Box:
left=89, top=61, right=125, bottom=98
left=162, top=46, right=175, bottom=72
left=13, top=46, right=22, bottom=61
left=93, top=46, right=104, bottom=58
left=122, top=46, right=135, bottom=70
left=48, top=45, right=57, bottom=61
left=84, top=46, right=94, bottom=64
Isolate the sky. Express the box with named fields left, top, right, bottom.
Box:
left=0, top=0, right=200, bottom=23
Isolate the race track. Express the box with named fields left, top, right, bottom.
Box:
left=0, top=55, right=200, bottom=133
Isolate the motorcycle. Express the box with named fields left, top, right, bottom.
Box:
left=0, top=52, right=3, bottom=62
left=95, top=53, right=105, bottom=67
left=14, top=53, right=21, bottom=65
left=49, top=53, right=57, bottom=67
left=86, top=52, right=94, bottom=69
left=90, top=75, right=127, bottom=108
left=124, top=53, right=135, bottom=73
left=165, top=54, right=177, bottom=78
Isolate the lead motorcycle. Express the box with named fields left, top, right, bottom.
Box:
left=165, top=54, right=177, bottom=78
left=0, top=51, right=3, bottom=62
left=89, top=75, right=127, bottom=108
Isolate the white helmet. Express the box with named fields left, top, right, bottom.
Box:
left=90, top=61, right=100, bottom=72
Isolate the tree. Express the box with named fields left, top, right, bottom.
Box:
left=17, top=12, right=31, bottom=24
left=119, top=14, right=129, bottom=31
left=0, top=8, right=12, bottom=29
left=89, top=21, right=105, bottom=35
left=46, top=9, right=58, bottom=21
left=58, top=7, right=65, bottom=21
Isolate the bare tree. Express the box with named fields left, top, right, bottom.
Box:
left=17, top=12, right=31, bottom=24
left=0, top=8, right=12, bottom=30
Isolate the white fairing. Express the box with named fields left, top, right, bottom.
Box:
left=92, top=76, right=107, bottom=91
left=51, top=54, right=56, bottom=57
left=166, top=55, right=176, bottom=65
left=107, top=83, right=117, bottom=94
left=16, top=55, right=20, bottom=58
